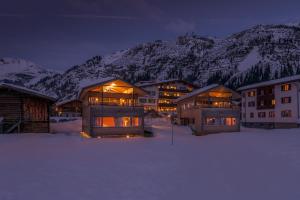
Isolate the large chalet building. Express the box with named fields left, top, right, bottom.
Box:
left=175, top=84, right=241, bottom=135
left=79, top=78, right=147, bottom=137
left=238, top=75, right=300, bottom=128
left=136, top=80, right=197, bottom=113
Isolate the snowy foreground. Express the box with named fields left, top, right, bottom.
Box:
left=1, top=119, right=300, bottom=200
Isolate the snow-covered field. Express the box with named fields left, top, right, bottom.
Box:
left=1, top=118, right=300, bottom=200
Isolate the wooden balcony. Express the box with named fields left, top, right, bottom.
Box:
left=91, top=105, right=144, bottom=117
left=159, top=88, right=190, bottom=93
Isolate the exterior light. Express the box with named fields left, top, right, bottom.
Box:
left=126, top=135, right=130, bottom=139
left=80, top=132, right=91, bottom=138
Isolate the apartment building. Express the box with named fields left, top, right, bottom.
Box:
left=136, top=80, right=197, bottom=113
left=238, top=75, right=300, bottom=128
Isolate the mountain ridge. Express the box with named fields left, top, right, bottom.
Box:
left=2, top=24, right=300, bottom=101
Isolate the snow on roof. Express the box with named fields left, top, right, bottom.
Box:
left=79, top=77, right=116, bottom=90
left=136, top=79, right=179, bottom=87
left=0, top=83, right=56, bottom=101
left=136, top=79, right=197, bottom=88
left=237, top=75, right=300, bottom=91
left=55, top=98, right=80, bottom=106
left=174, top=84, right=219, bottom=103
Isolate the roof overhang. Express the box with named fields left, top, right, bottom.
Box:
left=0, top=83, right=56, bottom=102
left=78, top=78, right=148, bottom=100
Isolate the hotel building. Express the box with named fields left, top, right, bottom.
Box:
left=238, top=75, right=300, bottom=128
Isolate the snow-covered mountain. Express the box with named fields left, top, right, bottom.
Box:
left=3, top=24, right=300, bottom=101
left=0, top=58, right=58, bottom=89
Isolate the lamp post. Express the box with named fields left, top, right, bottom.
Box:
left=170, top=113, right=175, bottom=145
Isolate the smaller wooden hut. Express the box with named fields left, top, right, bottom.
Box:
left=0, top=83, right=56, bottom=133
left=53, top=99, right=82, bottom=117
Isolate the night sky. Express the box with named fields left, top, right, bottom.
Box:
left=1, top=0, right=300, bottom=70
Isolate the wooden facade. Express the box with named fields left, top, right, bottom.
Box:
left=79, top=78, right=147, bottom=137
left=0, top=84, right=55, bottom=133
left=53, top=99, right=82, bottom=117
left=176, top=85, right=241, bottom=136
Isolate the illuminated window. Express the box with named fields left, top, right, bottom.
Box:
left=224, top=118, right=236, bottom=126
left=281, top=84, right=291, bottom=91
left=132, top=117, right=140, bottom=127
left=121, top=117, right=131, bottom=127
left=89, top=97, right=100, bottom=105
left=248, top=91, right=256, bottom=97
left=272, top=99, right=276, bottom=106
left=95, top=117, right=116, bottom=127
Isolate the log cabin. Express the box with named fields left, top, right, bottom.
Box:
left=79, top=78, right=148, bottom=137
left=175, top=84, right=241, bottom=136
left=0, top=83, right=56, bottom=133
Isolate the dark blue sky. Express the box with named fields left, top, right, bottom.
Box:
left=1, top=0, right=300, bottom=70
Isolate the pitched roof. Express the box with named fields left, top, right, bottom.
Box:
left=174, top=84, right=220, bottom=103
left=136, top=79, right=198, bottom=88
left=237, top=75, right=300, bottom=91
left=78, top=77, right=148, bottom=99
left=0, top=83, right=56, bottom=101
left=55, top=98, right=81, bottom=106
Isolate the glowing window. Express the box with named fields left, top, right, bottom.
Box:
left=95, top=117, right=115, bottom=127
left=121, top=117, right=131, bottom=127
left=132, top=117, right=140, bottom=127
left=225, top=118, right=236, bottom=126
left=281, top=84, right=291, bottom=91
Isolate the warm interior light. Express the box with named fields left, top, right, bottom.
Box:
left=126, top=135, right=130, bottom=139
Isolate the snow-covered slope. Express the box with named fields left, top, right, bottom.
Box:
left=3, top=24, right=300, bottom=101
left=0, top=58, right=58, bottom=88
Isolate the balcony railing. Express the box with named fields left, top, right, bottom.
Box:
left=91, top=105, right=144, bottom=116
left=158, top=95, right=179, bottom=99
left=159, top=88, right=190, bottom=93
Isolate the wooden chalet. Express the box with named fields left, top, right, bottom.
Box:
left=53, top=99, right=82, bottom=117
left=175, top=84, right=241, bottom=135
left=0, top=83, right=56, bottom=133
left=79, top=78, right=148, bottom=137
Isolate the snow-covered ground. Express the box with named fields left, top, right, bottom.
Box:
left=1, top=118, right=300, bottom=200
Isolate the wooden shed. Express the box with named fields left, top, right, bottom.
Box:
left=0, top=83, right=56, bottom=133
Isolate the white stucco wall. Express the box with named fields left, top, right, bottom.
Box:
left=241, top=81, right=300, bottom=124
